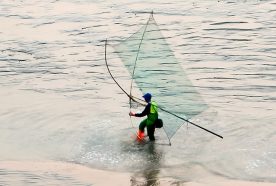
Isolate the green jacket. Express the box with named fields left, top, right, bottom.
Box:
left=135, top=101, right=158, bottom=126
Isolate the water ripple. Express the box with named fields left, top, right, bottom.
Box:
left=0, top=0, right=276, bottom=184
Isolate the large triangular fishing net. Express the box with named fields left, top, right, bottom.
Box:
left=111, top=13, right=208, bottom=141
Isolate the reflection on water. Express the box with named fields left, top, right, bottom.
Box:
left=130, top=142, right=163, bottom=186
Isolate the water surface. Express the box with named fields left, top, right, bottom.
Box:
left=0, top=0, right=276, bottom=184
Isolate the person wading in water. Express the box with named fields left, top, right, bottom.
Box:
left=129, top=93, right=158, bottom=141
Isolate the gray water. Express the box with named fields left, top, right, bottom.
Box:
left=0, top=0, right=276, bottom=184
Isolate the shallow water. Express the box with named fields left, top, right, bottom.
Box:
left=0, top=0, right=276, bottom=185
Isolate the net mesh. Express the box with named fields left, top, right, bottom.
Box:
left=111, top=13, right=208, bottom=140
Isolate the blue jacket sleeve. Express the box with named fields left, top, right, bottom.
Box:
left=135, top=103, right=150, bottom=117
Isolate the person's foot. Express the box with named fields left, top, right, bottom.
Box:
left=136, top=130, right=144, bottom=141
